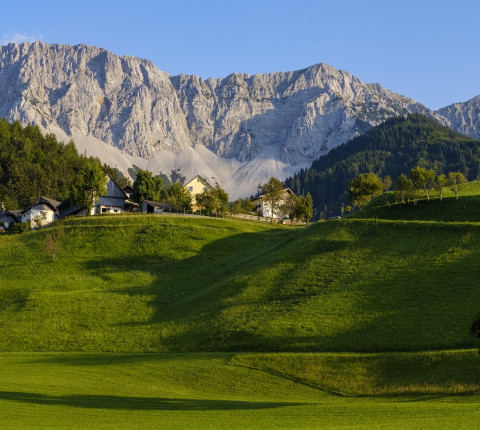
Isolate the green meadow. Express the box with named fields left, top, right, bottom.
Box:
left=1, top=199, right=480, bottom=428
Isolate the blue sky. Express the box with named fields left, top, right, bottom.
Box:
left=1, top=0, right=479, bottom=109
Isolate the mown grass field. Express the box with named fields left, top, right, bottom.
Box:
left=1, top=352, right=480, bottom=430
left=1, top=207, right=480, bottom=428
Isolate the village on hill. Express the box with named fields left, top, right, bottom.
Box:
left=0, top=171, right=312, bottom=232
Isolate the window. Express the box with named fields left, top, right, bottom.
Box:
left=189, top=186, right=193, bottom=192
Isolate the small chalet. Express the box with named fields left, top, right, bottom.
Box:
left=184, top=175, right=214, bottom=211
left=142, top=200, right=176, bottom=214
left=20, top=196, right=62, bottom=228
left=0, top=209, right=21, bottom=229
left=251, top=188, right=295, bottom=219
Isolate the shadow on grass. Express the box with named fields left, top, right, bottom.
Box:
left=25, top=352, right=233, bottom=366
left=0, top=391, right=302, bottom=410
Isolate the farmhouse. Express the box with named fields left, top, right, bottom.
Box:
left=92, top=175, right=127, bottom=215
left=20, top=196, right=62, bottom=228
left=251, top=188, right=295, bottom=219
left=184, top=175, right=214, bottom=211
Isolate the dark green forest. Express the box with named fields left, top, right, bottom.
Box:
left=285, top=114, right=480, bottom=218
left=0, top=119, right=123, bottom=210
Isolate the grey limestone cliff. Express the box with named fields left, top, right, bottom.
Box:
left=0, top=41, right=473, bottom=195
left=436, top=96, right=480, bottom=139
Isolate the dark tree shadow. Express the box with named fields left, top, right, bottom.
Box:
left=0, top=391, right=303, bottom=411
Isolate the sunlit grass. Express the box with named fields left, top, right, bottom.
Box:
left=1, top=215, right=480, bottom=352
left=0, top=352, right=479, bottom=429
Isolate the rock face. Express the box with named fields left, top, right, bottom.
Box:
left=436, top=96, right=480, bottom=139
left=0, top=41, right=472, bottom=197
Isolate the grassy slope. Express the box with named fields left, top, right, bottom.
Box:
left=2, top=211, right=480, bottom=427
left=1, top=352, right=479, bottom=430
left=352, top=180, right=480, bottom=222
left=1, top=214, right=480, bottom=353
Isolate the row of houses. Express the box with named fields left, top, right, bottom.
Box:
left=0, top=175, right=129, bottom=230
left=0, top=175, right=221, bottom=230
left=0, top=174, right=294, bottom=230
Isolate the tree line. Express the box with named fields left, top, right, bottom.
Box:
left=347, top=167, right=468, bottom=212
left=0, top=119, right=125, bottom=210
left=285, top=114, right=480, bottom=218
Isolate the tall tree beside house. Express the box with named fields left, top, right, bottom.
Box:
left=230, top=198, right=255, bottom=215
left=280, top=193, right=298, bottom=225
left=293, top=193, right=314, bottom=226
left=161, top=182, right=192, bottom=212
left=259, top=177, right=285, bottom=223
left=70, top=160, right=107, bottom=215
left=131, top=169, right=163, bottom=203
left=195, top=184, right=229, bottom=216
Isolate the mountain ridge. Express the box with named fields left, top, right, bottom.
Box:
left=0, top=41, right=477, bottom=198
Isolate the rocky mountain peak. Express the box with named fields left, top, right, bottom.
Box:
left=0, top=42, right=477, bottom=198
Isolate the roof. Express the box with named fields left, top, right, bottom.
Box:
left=20, top=196, right=62, bottom=214
left=122, top=185, right=133, bottom=192
left=57, top=198, right=85, bottom=218
left=38, top=196, right=62, bottom=209
left=184, top=175, right=214, bottom=190
left=104, top=175, right=128, bottom=198
left=250, top=188, right=295, bottom=202
left=0, top=210, right=21, bottom=222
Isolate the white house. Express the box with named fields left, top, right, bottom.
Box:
left=251, top=188, right=295, bottom=219
left=20, top=196, right=62, bottom=228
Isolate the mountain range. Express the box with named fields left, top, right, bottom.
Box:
left=0, top=41, right=479, bottom=198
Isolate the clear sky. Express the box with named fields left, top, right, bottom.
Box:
left=1, top=0, right=478, bottom=110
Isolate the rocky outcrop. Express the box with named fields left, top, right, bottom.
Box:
left=0, top=41, right=472, bottom=197
left=436, top=96, right=480, bottom=139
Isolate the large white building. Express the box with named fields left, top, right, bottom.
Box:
left=251, top=188, right=295, bottom=219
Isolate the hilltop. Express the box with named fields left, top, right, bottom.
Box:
left=352, top=180, right=480, bottom=222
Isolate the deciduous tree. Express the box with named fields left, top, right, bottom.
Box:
left=280, top=193, right=298, bottom=225
left=293, top=193, right=313, bottom=226
left=394, top=174, right=413, bottom=205
left=347, top=173, right=382, bottom=212
left=447, top=172, right=467, bottom=200
left=161, top=182, right=192, bottom=212
left=433, top=174, right=447, bottom=201
left=132, top=169, right=163, bottom=203
left=410, top=167, right=436, bottom=202
left=71, top=160, right=107, bottom=215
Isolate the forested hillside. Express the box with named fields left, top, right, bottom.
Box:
left=285, top=114, right=480, bottom=217
left=0, top=119, right=121, bottom=209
